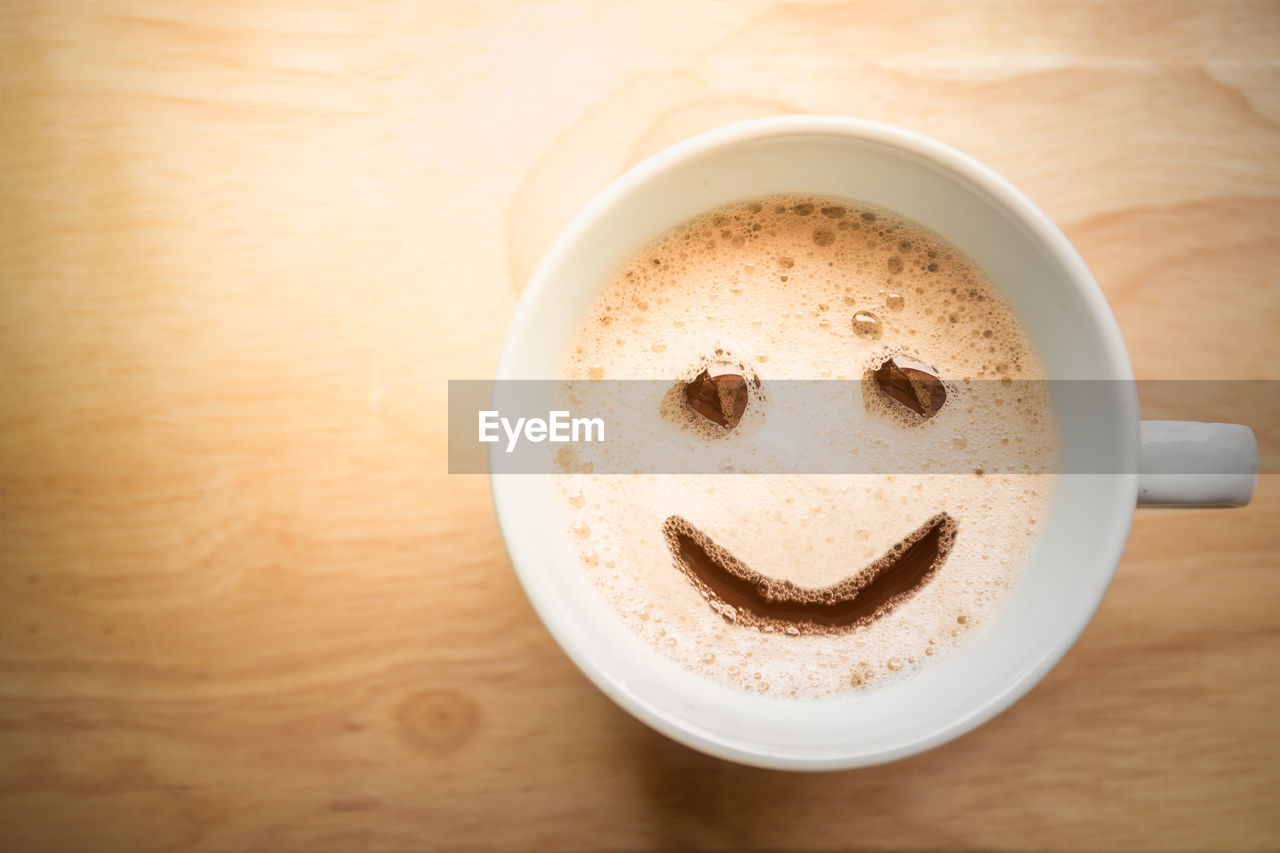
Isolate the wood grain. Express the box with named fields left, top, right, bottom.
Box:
left=2, top=1, right=1278, bottom=850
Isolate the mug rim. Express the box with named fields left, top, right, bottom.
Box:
left=493, top=115, right=1137, bottom=769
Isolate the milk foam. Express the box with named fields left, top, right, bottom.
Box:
left=555, top=195, right=1056, bottom=696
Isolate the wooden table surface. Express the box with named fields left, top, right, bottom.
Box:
left=2, top=2, right=1278, bottom=850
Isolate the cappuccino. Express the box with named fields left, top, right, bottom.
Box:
left=556, top=195, right=1056, bottom=696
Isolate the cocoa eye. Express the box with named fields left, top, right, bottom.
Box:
left=871, top=356, right=946, bottom=421
left=666, top=355, right=761, bottom=435
left=684, top=365, right=748, bottom=429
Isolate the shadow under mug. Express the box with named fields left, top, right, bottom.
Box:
left=491, top=116, right=1258, bottom=769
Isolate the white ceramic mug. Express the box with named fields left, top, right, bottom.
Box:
left=491, top=117, right=1259, bottom=769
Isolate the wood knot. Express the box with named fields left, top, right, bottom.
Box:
left=395, top=689, right=481, bottom=757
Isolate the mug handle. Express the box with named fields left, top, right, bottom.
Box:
left=1138, top=421, right=1259, bottom=507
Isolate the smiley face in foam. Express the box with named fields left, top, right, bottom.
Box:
left=556, top=194, right=1057, bottom=696
left=663, top=352, right=958, bottom=634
